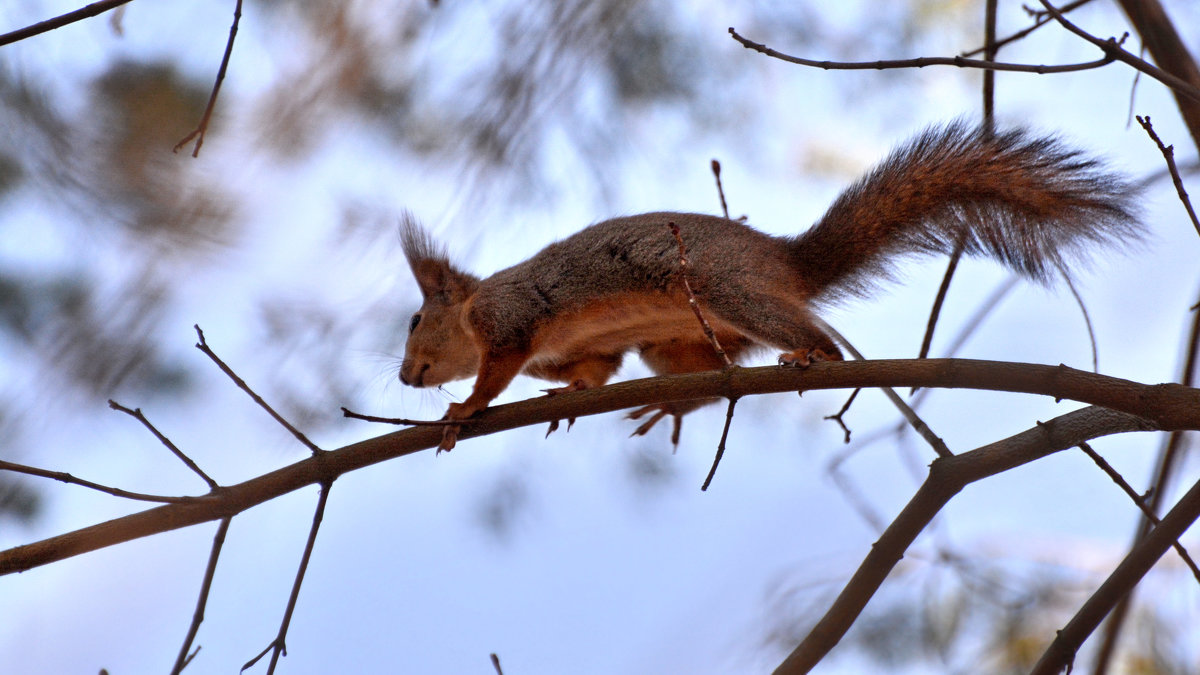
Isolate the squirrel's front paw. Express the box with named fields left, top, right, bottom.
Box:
left=778, top=347, right=843, bottom=367
left=438, top=401, right=483, bottom=452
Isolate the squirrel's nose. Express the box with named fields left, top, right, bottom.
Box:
left=399, top=363, right=428, bottom=387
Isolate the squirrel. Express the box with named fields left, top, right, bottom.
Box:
left=399, top=121, right=1140, bottom=451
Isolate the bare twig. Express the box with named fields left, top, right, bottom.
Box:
left=728, top=27, right=1115, bottom=75
left=1056, top=262, right=1099, bottom=372
left=194, top=325, right=322, bottom=455
left=109, top=400, right=219, bottom=490
left=1136, top=115, right=1200, bottom=237
left=711, top=159, right=730, bottom=219
left=915, top=243, right=964, bottom=368
left=172, top=517, right=232, bottom=675
left=1030, top=473, right=1200, bottom=675
left=0, top=459, right=191, bottom=504
left=490, top=653, right=504, bottom=675
left=341, top=407, right=467, bottom=426
left=0, top=0, right=134, bottom=47
left=668, top=222, right=731, bottom=366
left=1078, top=442, right=1200, bottom=583
left=700, top=397, right=739, bottom=491
left=1037, top=0, right=1200, bottom=104
left=960, top=0, right=1096, bottom=57
left=811, top=318, right=953, bottom=459
left=823, top=388, right=861, bottom=444
left=243, top=481, right=332, bottom=674
left=173, top=0, right=242, bottom=157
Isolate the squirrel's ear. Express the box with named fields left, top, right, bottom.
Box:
left=400, top=213, right=479, bottom=302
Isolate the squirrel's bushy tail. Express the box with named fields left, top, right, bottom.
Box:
left=789, top=121, right=1141, bottom=302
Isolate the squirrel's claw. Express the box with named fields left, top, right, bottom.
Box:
left=778, top=347, right=842, bottom=367
left=627, top=405, right=683, bottom=451
left=544, top=417, right=578, bottom=438
left=542, top=379, right=589, bottom=396
left=437, top=423, right=460, bottom=453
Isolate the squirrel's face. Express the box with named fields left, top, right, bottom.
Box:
left=400, top=245, right=483, bottom=388
left=399, top=297, right=480, bottom=388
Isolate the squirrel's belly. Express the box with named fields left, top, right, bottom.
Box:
left=526, top=291, right=743, bottom=361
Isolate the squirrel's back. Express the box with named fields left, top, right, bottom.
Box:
left=788, top=121, right=1141, bottom=302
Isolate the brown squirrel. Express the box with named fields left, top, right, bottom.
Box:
left=399, top=122, right=1139, bottom=450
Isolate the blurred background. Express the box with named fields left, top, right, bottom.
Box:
left=1, top=1, right=1198, bottom=673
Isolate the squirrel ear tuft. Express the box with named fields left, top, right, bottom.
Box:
left=400, top=212, right=479, bottom=301
left=400, top=212, right=444, bottom=267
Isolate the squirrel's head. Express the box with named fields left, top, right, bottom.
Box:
left=398, top=215, right=482, bottom=388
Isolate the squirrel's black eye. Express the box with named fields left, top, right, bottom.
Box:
left=409, top=313, right=421, bottom=334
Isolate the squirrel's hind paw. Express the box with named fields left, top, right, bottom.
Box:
left=627, top=405, right=683, bottom=450
left=778, top=347, right=843, bottom=368
left=542, top=379, right=590, bottom=396
left=544, top=417, right=577, bottom=438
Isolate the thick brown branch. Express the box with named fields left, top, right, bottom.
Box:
left=1030, top=472, right=1200, bottom=675
left=773, top=407, right=1155, bottom=675
left=3, top=358, right=1199, bottom=576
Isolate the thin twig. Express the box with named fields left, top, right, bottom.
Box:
left=0, top=459, right=192, bottom=504
left=1037, top=0, right=1200, bottom=104
left=0, top=0, right=134, bottom=47
left=823, top=388, right=861, bottom=444
left=341, top=407, right=468, bottom=426
left=243, top=481, right=332, bottom=674
left=915, top=244, right=963, bottom=367
left=490, top=653, right=504, bottom=675
left=811, top=317, right=954, bottom=459
left=173, top=0, right=242, bottom=157
left=194, top=325, right=323, bottom=455
left=728, top=27, right=1116, bottom=74
left=1078, top=442, right=1200, bottom=583
left=669, top=222, right=731, bottom=366
left=109, top=400, right=219, bottom=490
left=960, top=0, right=1096, bottom=57
left=1136, top=115, right=1200, bottom=237
left=711, top=159, right=730, bottom=219
left=172, top=517, right=232, bottom=675
left=701, top=397, right=739, bottom=491
left=1057, top=263, right=1099, bottom=372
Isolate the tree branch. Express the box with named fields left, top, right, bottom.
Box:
left=728, top=27, right=1116, bottom=74
left=3, top=358, right=1199, bottom=576
left=1036, top=0, right=1200, bottom=104
left=1030, top=471, right=1200, bottom=675
left=772, top=406, right=1156, bottom=675
left=0, top=0, right=134, bottom=47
